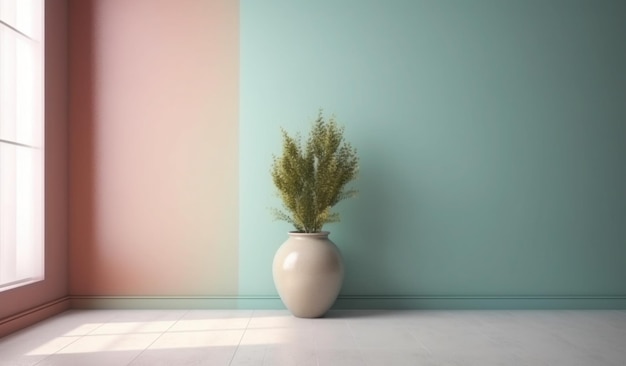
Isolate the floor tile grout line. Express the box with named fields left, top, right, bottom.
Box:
left=408, top=329, right=434, bottom=357
left=31, top=334, right=83, bottom=366
left=227, top=309, right=254, bottom=366
left=345, top=316, right=372, bottom=366
left=72, top=327, right=250, bottom=337
left=124, top=309, right=190, bottom=366
left=31, top=310, right=124, bottom=366
left=311, top=316, right=331, bottom=366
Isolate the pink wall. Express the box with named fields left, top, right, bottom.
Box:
left=69, top=0, right=239, bottom=295
left=0, top=0, right=70, bottom=332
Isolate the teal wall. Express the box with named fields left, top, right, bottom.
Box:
left=239, top=0, right=626, bottom=308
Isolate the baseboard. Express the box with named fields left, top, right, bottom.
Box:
left=70, top=295, right=284, bottom=309
left=0, top=296, right=71, bottom=338
left=69, top=295, right=626, bottom=310
left=3, top=295, right=623, bottom=338
left=333, top=295, right=626, bottom=310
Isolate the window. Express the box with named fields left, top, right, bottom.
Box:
left=0, top=0, right=44, bottom=290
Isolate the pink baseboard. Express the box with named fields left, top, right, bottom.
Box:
left=0, top=297, right=70, bottom=338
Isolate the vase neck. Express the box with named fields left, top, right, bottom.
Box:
left=288, top=231, right=330, bottom=239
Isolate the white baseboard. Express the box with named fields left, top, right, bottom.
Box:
left=0, top=297, right=70, bottom=338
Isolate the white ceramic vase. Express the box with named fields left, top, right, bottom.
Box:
left=272, top=231, right=344, bottom=318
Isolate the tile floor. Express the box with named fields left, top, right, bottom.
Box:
left=0, top=309, right=625, bottom=365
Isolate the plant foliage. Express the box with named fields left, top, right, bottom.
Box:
left=271, top=111, right=359, bottom=233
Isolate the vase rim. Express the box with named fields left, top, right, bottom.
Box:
left=288, top=231, right=330, bottom=237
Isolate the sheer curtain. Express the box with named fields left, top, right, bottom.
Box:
left=0, top=0, right=44, bottom=290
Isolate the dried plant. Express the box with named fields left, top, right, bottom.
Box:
left=271, top=110, right=359, bottom=233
